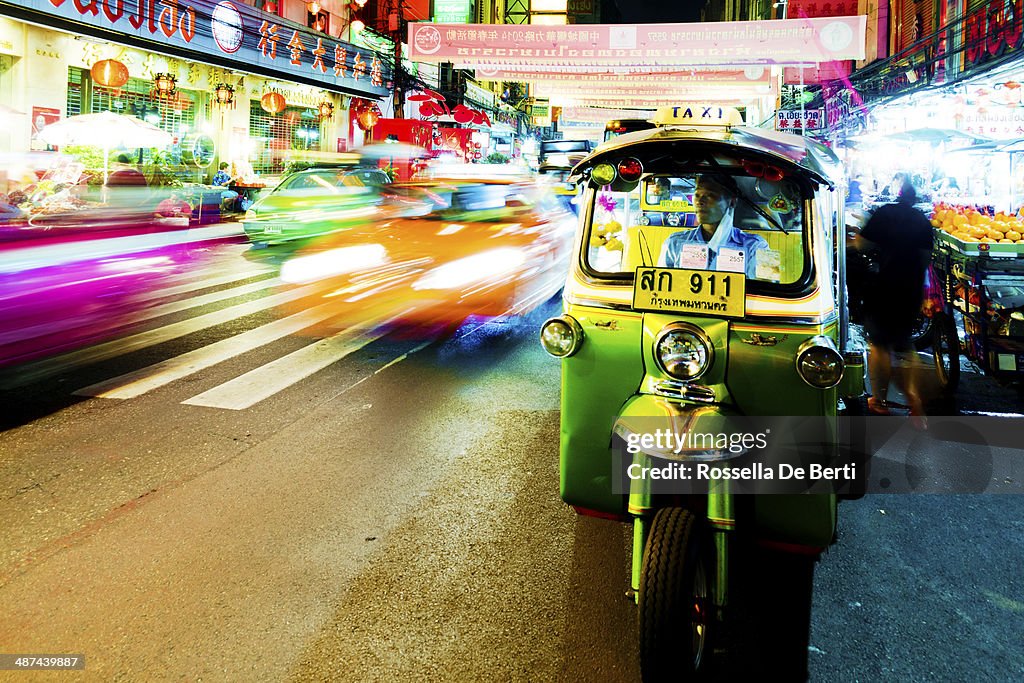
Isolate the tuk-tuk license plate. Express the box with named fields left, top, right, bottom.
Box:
left=633, top=266, right=746, bottom=318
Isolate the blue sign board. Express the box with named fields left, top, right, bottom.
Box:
left=1, top=0, right=392, bottom=98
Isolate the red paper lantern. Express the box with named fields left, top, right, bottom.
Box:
left=355, top=103, right=380, bottom=131
left=90, top=59, right=129, bottom=88
left=152, top=72, right=177, bottom=99
left=261, top=92, right=287, bottom=115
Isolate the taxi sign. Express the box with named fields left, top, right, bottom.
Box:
left=633, top=266, right=746, bottom=318
left=651, top=104, right=744, bottom=127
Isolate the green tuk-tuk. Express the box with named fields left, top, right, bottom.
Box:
left=540, top=105, right=866, bottom=679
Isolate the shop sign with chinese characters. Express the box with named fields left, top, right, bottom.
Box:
left=960, top=109, right=1024, bottom=139
left=9, top=0, right=390, bottom=98
left=776, top=109, right=823, bottom=131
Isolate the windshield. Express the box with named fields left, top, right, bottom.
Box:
left=275, top=169, right=389, bottom=193
left=539, top=140, right=592, bottom=157
left=383, top=182, right=554, bottom=221
left=583, top=171, right=810, bottom=287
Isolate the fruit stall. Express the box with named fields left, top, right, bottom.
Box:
left=928, top=204, right=1024, bottom=391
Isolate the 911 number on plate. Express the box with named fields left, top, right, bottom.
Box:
left=633, top=267, right=746, bottom=318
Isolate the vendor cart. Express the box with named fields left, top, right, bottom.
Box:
left=931, top=230, right=1024, bottom=392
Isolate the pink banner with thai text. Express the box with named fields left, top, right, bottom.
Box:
left=559, top=107, right=656, bottom=123
left=536, top=84, right=770, bottom=101
left=474, top=67, right=772, bottom=86
left=408, top=16, right=866, bottom=66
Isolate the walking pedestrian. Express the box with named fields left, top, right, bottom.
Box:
left=856, top=176, right=934, bottom=428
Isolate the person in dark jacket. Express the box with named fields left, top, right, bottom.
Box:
left=857, top=177, right=934, bottom=425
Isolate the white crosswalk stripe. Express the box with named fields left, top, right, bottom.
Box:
left=181, top=315, right=399, bottom=411
left=136, top=265, right=275, bottom=302
left=3, top=283, right=322, bottom=389
left=73, top=300, right=349, bottom=399
left=3, top=278, right=278, bottom=348
left=5, top=252, right=434, bottom=407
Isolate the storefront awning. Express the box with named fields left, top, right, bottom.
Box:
left=1, top=0, right=392, bottom=99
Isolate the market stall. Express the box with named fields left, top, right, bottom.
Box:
left=928, top=205, right=1024, bottom=391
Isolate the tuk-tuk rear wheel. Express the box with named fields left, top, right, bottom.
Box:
left=638, top=507, right=711, bottom=682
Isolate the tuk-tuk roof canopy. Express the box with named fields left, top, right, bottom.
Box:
left=571, top=125, right=843, bottom=188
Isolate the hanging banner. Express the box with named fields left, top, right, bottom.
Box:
left=781, top=0, right=858, bottom=84
left=464, top=80, right=496, bottom=108
left=549, top=95, right=746, bottom=108
left=475, top=67, right=771, bottom=87
left=3, top=0, right=391, bottom=98
left=558, top=106, right=656, bottom=123
left=475, top=65, right=770, bottom=78
left=532, top=83, right=771, bottom=101
left=408, top=16, right=866, bottom=66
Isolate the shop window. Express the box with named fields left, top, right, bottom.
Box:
left=67, top=67, right=83, bottom=116
left=254, top=0, right=281, bottom=14
left=308, top=9, right=329, bottom=33
left=66, top=66, right=201, bottom=166
left=248, top=103, right=322, bottom=174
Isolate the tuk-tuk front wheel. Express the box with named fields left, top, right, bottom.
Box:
left=638, top=507, right=712, bottom=682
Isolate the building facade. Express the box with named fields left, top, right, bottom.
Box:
left=0, top=0, right=392, bottom=180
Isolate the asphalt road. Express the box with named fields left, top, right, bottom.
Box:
left=0, top=243, right=1022, bottom=681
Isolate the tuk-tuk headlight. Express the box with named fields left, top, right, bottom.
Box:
left=654, top=324, right=712, bottom=380
left=540, top=316, right=584, bottom=358
left=591, top=163, right=617, bottom=186
left=796, top=336, right=845, bottom=388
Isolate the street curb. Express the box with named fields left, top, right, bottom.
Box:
left=186, top=221, right=247, bottom=246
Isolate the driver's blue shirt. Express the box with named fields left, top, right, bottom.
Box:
left=659, top=226, right=768, bottom=280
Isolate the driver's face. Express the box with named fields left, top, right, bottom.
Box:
left=694, top=182, right=731, bottom=226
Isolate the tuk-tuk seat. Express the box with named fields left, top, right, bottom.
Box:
left=623, top=224, right=677, bottom=270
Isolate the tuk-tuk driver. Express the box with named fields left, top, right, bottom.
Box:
left=657, top=174, right=768, bottom=279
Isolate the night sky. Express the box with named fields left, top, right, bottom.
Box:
left=605, top=0, right=706, bottom=23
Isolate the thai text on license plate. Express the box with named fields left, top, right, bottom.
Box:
left=632, top=266, right=746, bottom=318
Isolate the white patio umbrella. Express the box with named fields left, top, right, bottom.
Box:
left=36, top=111, right=172, bottom=185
